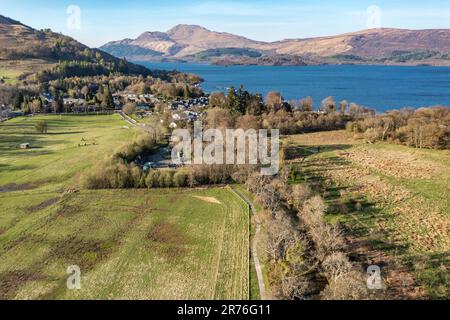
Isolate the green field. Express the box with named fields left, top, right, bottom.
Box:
left=0, top=67, right=21, bottom=85
left=0, top=60, right=54, bottom=85
left=286, top=131, right=450, bottom=299
left=0, top=115, right=249, bottom=300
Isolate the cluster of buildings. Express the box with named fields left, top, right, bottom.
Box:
left=166, top=98, right=209, bottom=128
left=113, top=93, right=158, bottom=108
left=1, top=90, right=210, bottom=125
left=169, top=110, right=202, bottom=129
left=166, top=97, right=209, bottom=128
left=168, top=97, right=209, bottom=111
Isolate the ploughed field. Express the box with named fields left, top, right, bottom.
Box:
left=0, top=115, right=249, bottom=299
left=286, top=131, right=450, bottom=299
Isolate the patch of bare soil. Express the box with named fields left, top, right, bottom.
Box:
left=27, top=197, right=60, bottom=213
left=147, top=222, right=190, bottom=259
left=1, top=234, right=46, bottom=253
left=48, top=237, right=115, bottom=271
left=56, top=203, right=83, bottom=217
left=345, top=235, right=427, bottom=300
left=193, top=196, right=222, bottom=204
left=0, top=182, right=37, bottom=193
left=147, top=222, right=187, bottom=244
left=343, top=148, right=443, bottom=179
left=0, top=269, right=48, bottom=299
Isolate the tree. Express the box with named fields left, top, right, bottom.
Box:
left=235, top=114, right=261, bottom=130
left=31, top=98, right=43, bottom=114
left=235, top=85, right=251, bottom=114
left=123, top=102, right=136, bottom=116
left=51, top=95, right=63, bottom=113
left=226, top=86, right=239, bottom=112
left=349, top=103, right=361, bottom=117
left=320, top=96, right=336, bottom=113
left=205, top=108, right=234, bottom=129
left=246, top=95, right=263, bottom=115
left=209, top=92, right=227, bottom=108
left=339, top=100, right=348, bottom=115
left=0, top=85, right=13, bottom=106
left=81, top=85, right=90, bottom=99
left=167, top=83, right=179, bottom=98
left=183, top=85, right=191, bottom=99
left=13, top=92, right=24, bottom=110
left=35, top=120, right=48, bottom=134
left=299, top=96, right=313, bottom=112
left=102, top=85, right=114, bottom=109
left=265, top=91, right=283, bottom=113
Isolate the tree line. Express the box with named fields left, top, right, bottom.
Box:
left=347, top=106, right=449, bottom=149
left=241, top=169, right=370, bottom=299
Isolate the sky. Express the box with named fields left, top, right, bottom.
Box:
left=1, top=0, right=450, bottom=47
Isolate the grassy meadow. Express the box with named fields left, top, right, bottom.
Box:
left=285, top=130, right=449, bottom=299
left=0, top=67, right=21, bottom=85
left=0, top=115, right=249, bottom=300
left=0, top=59, right=54, bottom=85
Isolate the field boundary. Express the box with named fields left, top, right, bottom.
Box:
left=229, top=185, right=266, bottom=300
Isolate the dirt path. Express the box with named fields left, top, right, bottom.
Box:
left=118, top=111, right=138, bottom=127
left=118, top=111, right=156, bottom=135
left=230, top=186, right=267, bottom=300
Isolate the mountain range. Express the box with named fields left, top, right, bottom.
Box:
left=100, top=25, right=450, bottom=66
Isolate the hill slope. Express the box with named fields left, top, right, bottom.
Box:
left=0, top=14, right=153, bottom=81
left=269, top=28, right=450, bottom=58
left=101, top=25, right=450, bottom=66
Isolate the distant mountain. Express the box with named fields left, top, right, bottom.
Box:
left=101, top=25, right=450, bottom=66
left=266, top=28, right=450, bottom=61
left=0, top=14, right=153, bottom=81
left=101, top=24, right=265, bottom=59
left=165, top=24, right=264, bottom=57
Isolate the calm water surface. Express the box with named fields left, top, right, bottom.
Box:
left=140, top=62, right=450, bottom=112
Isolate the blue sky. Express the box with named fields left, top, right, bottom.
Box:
left=1, top=0, right=450, bottom=47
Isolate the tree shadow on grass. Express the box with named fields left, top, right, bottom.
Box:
left=0, top=130, right=85, bottom=136
left=0, top=164, right=38, bottom=172
left=293, top=154, right=353, bottom=186
left=46, top=131, right=86, bottom=136
left=284, top=144, right=353, bottom=162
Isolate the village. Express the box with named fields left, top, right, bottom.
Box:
left=0, top=91, right=209, bottom=125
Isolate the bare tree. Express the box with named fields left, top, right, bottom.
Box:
left=320, top=96, right=336, bottom=113
left=209, top=92, right=227, bottom=108
left=265, top=91, right=283, bottom=113
left=123, top=102, right=136, bottom=116
left=339, top=100, right=348, bottom=115
left=300, top=96, right=313, bottom=112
